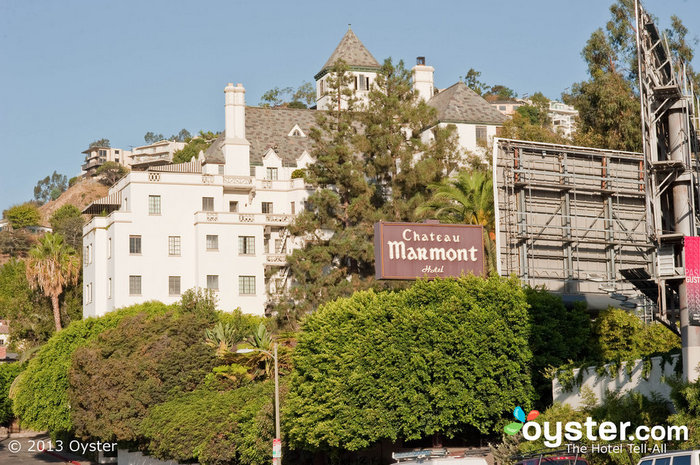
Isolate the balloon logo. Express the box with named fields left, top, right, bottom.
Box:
left=504, top=406, right=540, bottom=435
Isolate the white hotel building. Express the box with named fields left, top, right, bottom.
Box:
left=82, top=29, right=506, bottom=317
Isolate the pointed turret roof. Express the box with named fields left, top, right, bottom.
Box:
left=428, top=82, right=507, bottom=125
left=317, top=27, right=381, bottom=77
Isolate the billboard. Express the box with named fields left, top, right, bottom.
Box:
left=685, top=236, right=700, bottom=325
left=374, top=222, right=485, bottom=280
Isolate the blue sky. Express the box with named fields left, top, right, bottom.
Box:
left=2, top=0, right=699, bottom=212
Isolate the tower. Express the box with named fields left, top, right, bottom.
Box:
left=315, top=27, right=381, bottom=110
left=223, top=83, right=250, bottom=176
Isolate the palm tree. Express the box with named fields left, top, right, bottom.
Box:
left=25, top=233, right=80, bottom=332
left=416, top=170, right=497, bottom=272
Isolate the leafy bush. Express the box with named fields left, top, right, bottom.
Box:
left=0, top=362, right=24, bottom=425
left=285, top=276, right=534, bottom=451
left=590, top=308, right=679, bottom=361
left=525, top=287, right=590, bottom=405
left=3, top=203, right=40, bottom=229
left=68, top=176, right=80, bottom=187
left=49, top=205, right=84, bottom=250
left=12, top=302, right=173, bottom=437
left=95, top=161, right=128, bottom=186
left=69, top=307, right=219, bottom=442
left=291, top=169, right=306, bottom=180
left=140, top=381, right=276, bottom=465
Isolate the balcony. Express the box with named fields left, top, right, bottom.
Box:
left=194, top=211, right=294, bottom=226
left=264, top=254, right=287, bottom=266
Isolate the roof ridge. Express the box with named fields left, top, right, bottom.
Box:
left=320, top=28, right=381, bottom=73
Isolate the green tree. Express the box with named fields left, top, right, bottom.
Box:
left=281, top=59, right=459, bottom=325
left=285, top=277, right=534, bottom=451
left=567, top=0, right=699, bottom=152
left=95, top=161, right=128, bottom=186
left=461, top=68, right=489, bottom=95
left=3, top=203, right=40, bottom=229
left=24, top=233, right=80, bottom=332
left=0, top=259, right=71, bottom=350
left=33, top=171, right=68, bottom=205
left=485, top=85, right=518, bottom=101
left=172, top=131, right=219, bottom=164
left=260, top=82, right=316, bottom=108
left=144, top=131, right=165, bottom=144
left=49, top=204, right=84, bottom=250
left=281, top=60, right=377, bottom=323
left=69, top=307, right=219, bottom=442
left=12, top=302, right=173, bottom=437
left=416, top=170, right=497, bottom=272
left=589, top=308, right=679, bottom=361
left=89, top=138, right=110, bottom=148
left=357, top=58, right=460, bottom=220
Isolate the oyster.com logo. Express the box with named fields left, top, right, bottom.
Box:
left=504, top=406, right=540, bottom=435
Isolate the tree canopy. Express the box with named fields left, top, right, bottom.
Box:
left=49, top=204, right=84, bottom=250
left=280, top=59, right=460, bottom=325
left=3, top=203, right=40, bottom=229
left=69, top=306, right=219, bottom=442
left=33, top=171, right=68, bottom=205
left=172, top=131, right=219, bottom=164
left=260, top=82, right=316, bottom=108
left=12, top=302, right=174, bottom=438
left=285, top=276, right=534, bottom=451
left=95, top=161, right=128, bottom=186
left=89, top=138, right=110, bottom=148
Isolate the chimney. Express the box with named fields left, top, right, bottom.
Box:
left=412, top=57, right=434, bottom=102
left=225, top=83, right=246, bottom=141
left=222, top=82, right=251, bottom=176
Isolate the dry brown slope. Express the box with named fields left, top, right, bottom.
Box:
left=38, top=179, right=108, bottom=226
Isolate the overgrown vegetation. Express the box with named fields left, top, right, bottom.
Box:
left=285, top=276, right=534, bottom=451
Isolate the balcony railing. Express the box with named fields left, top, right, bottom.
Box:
left=264, top=254, right=287, bottom=266
left=194, top=211, right=294, bottom=226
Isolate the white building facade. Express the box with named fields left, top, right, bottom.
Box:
left=83, top=30, right=505, bottom=318
left=82, top=84, right=314, bottom=317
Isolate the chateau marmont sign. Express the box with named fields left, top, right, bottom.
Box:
left=374, top=222, right=485, bottom=280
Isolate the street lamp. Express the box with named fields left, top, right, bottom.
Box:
left=236, top=343, right=280, bottom=464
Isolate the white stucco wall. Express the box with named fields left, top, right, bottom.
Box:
left=83, top=170, right=310, bottom=317
left=552, top=354, right=680, bottom=409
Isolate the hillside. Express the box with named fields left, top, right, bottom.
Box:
left=38, top=178, right=108, bottom=226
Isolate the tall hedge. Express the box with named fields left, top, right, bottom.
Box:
left=68, top=307, right=219, bottom=442
left=140, top=381, right=276, bottom=465
left=12, top=301, right=173, bottom=437
left=285, top=276, right=534, bottom=451
left=0, top=362, right=23, bottom=425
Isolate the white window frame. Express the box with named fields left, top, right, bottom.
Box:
left=148, top=195, right=161, bottom=215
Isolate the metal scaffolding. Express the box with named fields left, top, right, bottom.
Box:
left=493, top=138, right=653, bottom=314
left=635, top=0, right=700, bottom=380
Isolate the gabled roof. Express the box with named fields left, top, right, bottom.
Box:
left=428, top=82, right=507, bottom=125
left=205, top=107, right=317, bottom=167
left=318, top=28, right=381, bottom=77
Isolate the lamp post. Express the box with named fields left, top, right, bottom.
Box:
left=236, top=343, right=280, bottom=464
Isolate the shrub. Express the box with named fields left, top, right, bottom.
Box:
left=3, top=203, right=40, bottom=229
left=140, top=381, right=276, bottom=465
left=0, top=362, right=24, bottom=425
left=525, top=287, right=590, bottom=406
left=285, top=276, right=534, bottom=451
left=12, top=302, right=173, bottom=437
left=68, top=307, right=218, bottom=442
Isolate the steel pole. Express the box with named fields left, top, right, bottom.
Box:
left=274, top=342, right=281, bottom=465
left=669, top=107, right=700, bottom=381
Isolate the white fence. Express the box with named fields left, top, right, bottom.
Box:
left=552, top=354, right=680, bottom=408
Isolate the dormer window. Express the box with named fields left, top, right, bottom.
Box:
left=287, top=124, right=306, bottom=138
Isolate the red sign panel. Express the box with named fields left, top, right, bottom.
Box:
left=374, top=222, right=485, bottom=280
left=686, top=236, right=700, bottom=326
